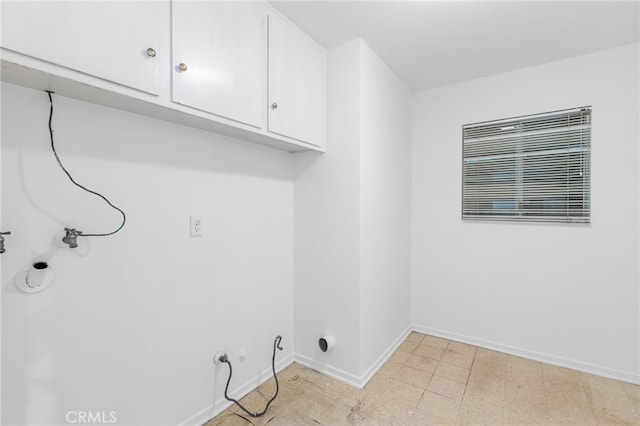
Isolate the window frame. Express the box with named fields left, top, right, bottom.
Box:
left=461, top=107, right=592, bottom=224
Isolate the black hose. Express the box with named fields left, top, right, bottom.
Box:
left=46, top=90, right=126, bottom=237
left=221, top=335, right=283, bottom=418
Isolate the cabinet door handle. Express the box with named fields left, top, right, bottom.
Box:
left=146, top=48, right=157, bottom=58
left=271, top=102, right=278, bottom=110
left=178, top=63, right=188, bottom=72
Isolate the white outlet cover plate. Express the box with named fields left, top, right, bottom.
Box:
left=190, top=216, right=202, bottom=237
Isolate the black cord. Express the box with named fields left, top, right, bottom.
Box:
left=46, top=91, right=126, bottom=237
left=222, top=335, right=283, bottom=418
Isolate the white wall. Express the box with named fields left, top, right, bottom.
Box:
left=0, top=77, right=3, bottom=425
left=293, top=39, right=363, bottom=379
left=359, top=43, right=412, bottom=373
left=1, top=83, right=294, bottom=425
left=411, top=43, right=640, bottom=383
left=293, top=39, right=412, bottom=383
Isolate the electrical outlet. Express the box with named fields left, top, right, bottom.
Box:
left=190, top=216, right=202, bottom=237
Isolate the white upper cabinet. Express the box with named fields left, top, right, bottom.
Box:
left=0, top=1, right=166, bottom=95
left=268, top=13, right=324, bottom=147
left=171, top=1, right=265, bottom=128
left=0, top=1, right=325, bottom=152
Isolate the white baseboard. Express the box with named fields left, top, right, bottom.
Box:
left=180, top=353, right=295, bottom=426
left=412, top=323, right=640, bottom=385
left=293, top=354, right=363, bottom=388
left=294, top=325, right=412, bottom=389
left=358, top=325, right=412, bottom=386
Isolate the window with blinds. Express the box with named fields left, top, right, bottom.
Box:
left=462, top=107, right=591, bottom=223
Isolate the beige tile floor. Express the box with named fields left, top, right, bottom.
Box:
left=205, top=332, right=640, bottom=425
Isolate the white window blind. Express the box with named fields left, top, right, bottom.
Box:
left=462, top=107, right=591, bottom=223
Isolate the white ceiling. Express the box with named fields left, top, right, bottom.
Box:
left=269, top=1, right=640, bottom=91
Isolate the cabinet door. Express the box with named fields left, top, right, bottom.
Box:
left=0, top=1, right=165, bottom=95
left=268, top=13, right=324, bottom=147
left=172, top=1, right=265, bottom=129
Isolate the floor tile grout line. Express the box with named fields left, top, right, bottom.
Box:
left=452, top=339, right=468, bottom=426
left=580, top=377, right=601, bottom=424
left=622, top=383, right=640, bottom=417
left=502, top=348, right=507, bottom=423
left=428, top=337, right=466, bottom=423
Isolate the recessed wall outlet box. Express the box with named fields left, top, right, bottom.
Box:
left=190, top=216, right=202, bottom=237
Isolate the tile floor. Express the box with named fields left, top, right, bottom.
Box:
left=205, top=332, right=640, bottom=425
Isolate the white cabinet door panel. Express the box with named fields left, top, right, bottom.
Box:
left=0, top=1, right=166, bottom=95
left=268, top=13, right=324, bottom=147
left=171, top=1, right=265, bottom=129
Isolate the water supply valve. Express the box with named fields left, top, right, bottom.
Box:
left=62, top=228, right=83, bottom=248
left=0, top=231, right=11, bottom=254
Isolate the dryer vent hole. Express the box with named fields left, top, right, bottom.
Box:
left=319, top=338, right=328, bottom=352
